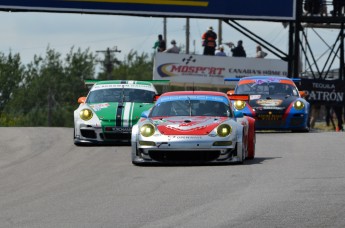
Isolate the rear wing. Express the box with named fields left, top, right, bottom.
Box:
left=224, top=78, right=240, bottom=82
left=224, top=77, right=301, bottom=82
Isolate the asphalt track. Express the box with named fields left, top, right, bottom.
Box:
left=0, top=127, right=345, bottom=228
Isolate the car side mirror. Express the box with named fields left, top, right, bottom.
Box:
left=227, top=90, right=235, bottom=96
left=299, top=91, right=307, bottom=98
left=141, top=110, right=150, bottom=118
left=153, top=95, right=160, bottom=102
left=78, top=97, right=86, bottom=103
left=234, top=110, right=244, bottom=118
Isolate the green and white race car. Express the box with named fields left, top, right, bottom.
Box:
left=74, top=80, right=158, bottom=145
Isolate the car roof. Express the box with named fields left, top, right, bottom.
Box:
left=95, top=80, right=153, bottom=86
left=238, top=76, right=296, bottom=86
left=239, top=76, right=292, bottom=81
left=161, top=91, right=228, bottom=97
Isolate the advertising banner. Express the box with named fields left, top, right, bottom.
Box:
left=0, top=0, right=296, bottom=20
left=299, top=79, right=345, bottom=105
left=153, top=52, right=288, bottom=87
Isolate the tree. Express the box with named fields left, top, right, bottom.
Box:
left=97, top=50, right=153, bottom=81
left=0, top=47, right=152, bottom=126
left=2, top=47, right=96, bottom=127
left=0, top=53, right=24, bottom=113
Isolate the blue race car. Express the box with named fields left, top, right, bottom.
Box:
left=226, top=76, right=310, bottom=132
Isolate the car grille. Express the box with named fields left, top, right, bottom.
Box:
left=256, top=114, right=283, bottom=121
left=102, top=133, right=131, bottom=140
left=255, top=120, right=285, bottom=128
left=290, top=117, right=306, bottom=126
left=80, top=129, right=97, bottom=139
left=255, top=117, right=305, bottom=128
left=148, top=150, right=221, bottom=162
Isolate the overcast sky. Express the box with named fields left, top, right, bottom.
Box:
left=0, top=11, right=341, bottom=72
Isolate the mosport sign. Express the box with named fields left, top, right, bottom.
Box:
left=153, top=52, right=288, bottom=87
left=0, top=0, right=296, bottom=20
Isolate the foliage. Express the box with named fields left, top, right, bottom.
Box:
left=0, top=53, right=24, bottom=113
left=0, top=47, right=153, bottom=127
left=97, top=50, right=153, bottom=81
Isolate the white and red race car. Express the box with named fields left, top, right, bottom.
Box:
left=131, top=91, right=255, bottom=165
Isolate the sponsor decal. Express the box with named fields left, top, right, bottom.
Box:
left=157, top=63, right=226, bottom=78
left=257, top=114, right=282, bottom=121
left=172, top=136, right=203, bottom=140
left=300, top=79, right=345, bottom=105
left=153, top=53, right=288, bottom=86
left=92, top=84, right=153, bottom=91
left=106, top=127, right=132, bottom=133
left=254, top=77, right=281, bottom=85
left=256, top=99, right=283, bottom=106
left=250, top=95, right=261, bottom=100
left=90, top=103, right=110, bottom=111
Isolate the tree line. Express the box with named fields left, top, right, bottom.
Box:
left=0, top=47, right=153, bottom=127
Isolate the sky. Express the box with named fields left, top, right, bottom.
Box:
left=0, top=11, right=342, bottom=73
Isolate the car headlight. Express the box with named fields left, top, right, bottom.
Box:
left=140, top=124, right=155, bottom=137
left=80, top=109, right=93, bottom=121
left=293, top=100, right=305, bottom=110
left=217, top=124, right=232, bottom=137
left=234, top=100, right=246, bottom=110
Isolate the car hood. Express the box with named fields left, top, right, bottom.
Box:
left=248, top=95, right=297, bottom=109
left=88, top=102, right=153, bottom=123
left=151, top=116, right=228, bottom=135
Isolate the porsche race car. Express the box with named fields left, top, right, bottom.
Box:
left=74, top=80, right=158, bottom=145
left=226, top=76, right=310, bottom=132
left=131, top=91, right=256, bottom=165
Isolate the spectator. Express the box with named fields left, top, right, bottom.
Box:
left=309, top=103, right=321, bottom=129
left=164, top=39, right=180, bottom=53
left=333, top=105, right=344, bottom=131
left=215, top=45, right=227, bottom=56
left=321, top=0, right=328, bottom=16
left=332, top=0, right=344, bottom=16
left=227, top=40, right=246, bottom=57
left=202, top=26, right=217, bottom=55
left=153, top=34, right=166, bottom=52
left=304, top=0, right=321, bottom=15
left=325, top=105, right=332, bottom=127
left=256, top=45, right=267, bottom=58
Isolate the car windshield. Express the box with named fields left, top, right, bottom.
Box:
left=235, top=82, right=299, bottom=97
left=150, top=99, right=232, bottom=117
left=86, top=88, right=155, bottom=103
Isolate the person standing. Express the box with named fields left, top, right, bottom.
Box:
left=215, top=45, right=227, bottom=56
left=153, top=34, right=166, bottom=52
left=164, top=39, right=180, bottom=53
left=202, top=26, right=217, bottom=56
left=228, top=40, right=246, bottom=57
left=256, top=45, right=267, bottom=58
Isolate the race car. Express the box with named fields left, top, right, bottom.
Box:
left=131, top=91, right=256, bottom=165
left=74, top=80, right=158, bottom=145
left=225, top=76, right=310, bottom=132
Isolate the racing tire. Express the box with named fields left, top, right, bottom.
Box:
left=73, top=128, right=80, bottom=146
left=73, top=127, right=85, bottom=146
left=131, top=145, right=141, bottom=166
left=246, top=117, right=256, bottom=160
left=237, top=132, right=246, bottom=165
left=240, top=140, right=246, bottom=164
